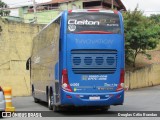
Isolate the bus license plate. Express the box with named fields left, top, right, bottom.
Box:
left=89, top=96, right=100, bottom=100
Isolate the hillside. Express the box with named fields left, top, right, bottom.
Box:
left=126, top=50, right=160, bottom=71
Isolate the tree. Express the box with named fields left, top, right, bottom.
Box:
left=123, top=7, right=160, bottom=67
left=150, top=14, right=160, bottom=23
left=0, top=0, right=10, bottom=16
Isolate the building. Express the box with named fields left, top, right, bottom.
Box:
left=6, top=0, right=126, bottom=24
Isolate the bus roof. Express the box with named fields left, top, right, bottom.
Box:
left=68, top=9, right=118, bottom=14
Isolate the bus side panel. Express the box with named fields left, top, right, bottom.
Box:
left=31, top=21, right=60, bottom=103
left=118, top=12, right=125, bottom=70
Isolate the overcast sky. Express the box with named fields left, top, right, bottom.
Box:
left=2, top=0, right=160, bottom=16
left=122, top=0, right=160, bottom=15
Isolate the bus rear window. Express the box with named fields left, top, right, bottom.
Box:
left=67, top=12, right=121, bottom=34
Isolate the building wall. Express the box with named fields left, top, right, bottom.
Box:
left=9, top=8, right=19, bottom=17
left=0, top=18, right=44, bottom=96
left=3, top=16, right=23, bottom=22
left=125, top=64, right=160, bottom=89
left=59, top=1, right=82, bottom=10
left=24, top=10, right=61, bottom=24
left=23, top=1, right=83, bottom=24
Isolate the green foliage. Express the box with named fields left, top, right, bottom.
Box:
left=0, top=26, right=2, bottom=36
left=149, top=14, right=160, bottom=40
left=150, top=14, right=160, bottom=23
left=0, top=0, right=5, bottom=7
left=123, top=7, right=160, bottom=67
left=0, top=0, right=10, bottom=16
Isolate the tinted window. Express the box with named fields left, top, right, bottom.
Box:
left=67, top=12, right=121, bottom=34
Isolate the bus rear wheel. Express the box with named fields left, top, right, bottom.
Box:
left=0, top=111, right=3, bottom=118
left=34, top=97, right=39, bottom=103
left=101, top=106, right=110, bottom=112
left=48, top=91, right=60, bottom=112
left=53, top=105, right=60, bottom=112
left=48, top=91, right=53, bottom=110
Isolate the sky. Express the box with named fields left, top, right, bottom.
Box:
left=122, top=0, right=160, bottom=16
left=1, top=0, right=160, bottom=16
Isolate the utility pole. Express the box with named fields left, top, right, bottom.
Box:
left=111, top=0, right=113, bottom=9
left=33, top=0, right=37, bottom=23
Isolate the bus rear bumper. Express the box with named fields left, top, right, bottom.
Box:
left=61, top=90, right=124, bottom=106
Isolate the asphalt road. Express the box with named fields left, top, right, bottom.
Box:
left=3, top=85, right=160, bottom=119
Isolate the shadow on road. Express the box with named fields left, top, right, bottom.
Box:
left=60, top=110, right=118, bottom=117
left=35, top=100, right=118, bottom=116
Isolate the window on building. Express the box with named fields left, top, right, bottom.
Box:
left=83, top=1, right=102, bottom=8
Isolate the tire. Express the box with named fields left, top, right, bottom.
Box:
left=0, top=111, right=2, bottom=118
left=34, top=97, right=39, bottom=103
left=0, top=111, right=5, bottom=118
left=48, top=90, right=53, bottom=110
left=101, top=106, right=110, bottom=112
left=32, top=85, right=39, bottom=103
left=48, top=89, right=60, bottom=112
left=53, top=105, right=60, bottom=112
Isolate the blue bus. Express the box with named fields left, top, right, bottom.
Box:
left=31, top=9, right=125, bottom=112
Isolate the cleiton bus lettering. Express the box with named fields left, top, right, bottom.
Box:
left=68, top=19, right=100, bottom=25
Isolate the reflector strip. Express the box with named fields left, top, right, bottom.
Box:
left=5, top=96, right=12, bottom=99
left=5, top=100, right=12, bottom=102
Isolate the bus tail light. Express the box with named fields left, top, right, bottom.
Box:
left=68, top=9, right=99, bottom=13
left=116, top=69, right=125, bottom=91
left=68, top=10, right=72, bottom=13
left=114, top=10, right=118, bottom=14
left=0, top=86, right=2, bottom=91
left=62, top=69, right=72, bottom=92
